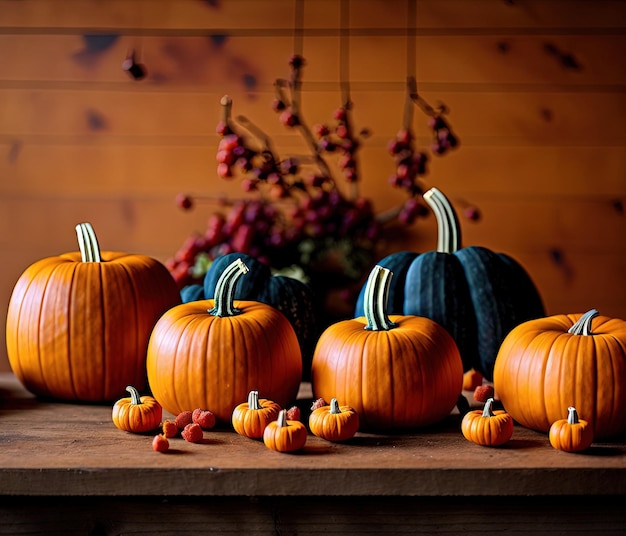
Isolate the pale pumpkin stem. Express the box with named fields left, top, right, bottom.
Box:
left=126, top=385, right=142, bottom=405
left=209, top=258, right=249, bottom=317
left=277, top=409, right=288, bottom=427
left=364, top=265, right=397, bottom=331
left=75, top=222, right=102, bottom=263
left=330, top=398, right=341, bottom=414
left=568, top=309, right=599, bottom=336
left=248, top=390, right=262, bottom=410
left=567, top=406, right=580, bottom=425
left=482, top=397, right=495, bottom=417
left=423, top=187, right=462, bottom=253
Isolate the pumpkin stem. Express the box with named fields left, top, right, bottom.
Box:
left=482, top=397, right=495, bottom=417
left=75, top=222, right=102, bottom=262
left=329, top=398, right=341, bottom=414
left=364, top=265, right=397, bottom=331
left=568, top=309, right=599, bottom=336
left=423, top=187, right=462, bottom=253
left=277, top=409, right=289, bottom=427
left=567, top=406, right=580, bottom=425
left=247, top=390, right=262, bottom=410
left=209, top=258, right=249, bottom=317
left=126, top=385, right=142, bottom=405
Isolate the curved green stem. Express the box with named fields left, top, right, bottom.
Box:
left=567, top=406, right=580, bottom=425
left=364, top=265, right=397, bottom=331
left=126, top=385, right=142, bottom=405
left=423, top=187, right=462, bottom=253
left=482, top=397, right=495, bottom=417
left=209, top=258, right=249, bottom=317
left=568, top=309, right=599, bottom=336
left=329, top=398, right=341, bottom=414
left=75, top=222, right=102, bottom=262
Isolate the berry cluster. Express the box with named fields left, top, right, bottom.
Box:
left=167, top=56, right=461, bottom=291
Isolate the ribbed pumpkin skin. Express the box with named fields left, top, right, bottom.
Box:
left=311, top=315, right=463, bottom=431
left=146, top=299, right=302, bottom=424
left=493, top=313, right=626, bottom=439
left=202, top=253, right=317, bottom=378
left=6, top=251, right=181, bottom=402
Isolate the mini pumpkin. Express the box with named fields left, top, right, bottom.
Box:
left=231, top=390, right=281, bottom=439
left=493, top=309, right=626, bottom=439
left=112, top=385, right=163, bottom=433
left=309, top=398, right=359, bottom=442
left=263, top=409, right=308, bottom=452
left=6, top=222, right=181, bottom=402
left=146, top=258, right=302, bottom=424
left=461, top=397, right=513, bottom=447
left=549, top=406, right=594, bottom=453
left=312, top=264, right=464, bottom=431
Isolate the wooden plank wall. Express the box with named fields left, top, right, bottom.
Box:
left=1, top=0, right=625, bottom=373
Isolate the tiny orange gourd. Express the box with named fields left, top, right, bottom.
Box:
left=461, top=397, right=513, bottom=447
left=549, top=406, right=594, bottom=453
left=263, top=409, right=308, bottom=453
left=309, top=398, right=359, bottom=442
left=112, top=385, right=163, bottom=433
left=232, top=390, right=281, bottom=439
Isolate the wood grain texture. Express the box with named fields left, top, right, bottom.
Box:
left=1, top=0, right=625, bottom=372
left=0, top=372, right=625, bottom=499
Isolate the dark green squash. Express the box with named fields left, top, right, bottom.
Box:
left=354, top=188, right=544, bottom=381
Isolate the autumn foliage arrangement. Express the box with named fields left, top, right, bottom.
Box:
left=166, top=55, right=463, bottom=315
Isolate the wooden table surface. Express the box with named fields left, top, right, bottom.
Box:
left=1, top=372, right=626, bottom=498
left=2, top=372, right=626, bottom=535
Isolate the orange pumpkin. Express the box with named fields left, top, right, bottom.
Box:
left=232, top=390, right=281, bottom=439
left=311, top=265, right=464, bottom=431
left=549, top=406, right=594, bottom=453
left=6, top=223, right=181, bottom=402
left=112, top=385, right=163, bottom=433
left=461, top=397, right=513, bottom=447
left=309, top=398, right=359, bottom=442
left=493, top=309, right=626, bottom=439
left=146, top=258, right=302, bottom=424
left=263, top=409, right=308, bottom=452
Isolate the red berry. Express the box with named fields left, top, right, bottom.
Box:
left=474, top=385, right=495, bottom=403
left=311, top=397, right=327, bottom=411
left=176, top=193, right=193, bottom=210
left=181, top=423, right=204, bottom=443
left=192, top=408, right=216, bottom=430
left=162, top=420, right=179, bottom=438
left=175, top=410, right=193, bottom=430
left=286, top=406, right=301, bottom=421
left=152, top=434, right=169, bottom=453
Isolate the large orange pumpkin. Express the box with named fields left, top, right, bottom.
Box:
left=311, top=264, right=463, bottom=431
left=146, top=258, right=302, bottom=424
left=6, top=223, right=181, bottom=402
left=493, top=309, right=626, bottom=439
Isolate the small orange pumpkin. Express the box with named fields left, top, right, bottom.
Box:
left=6, top=222, right=181, bottom=402
left=461, top=397, right=513, bottom=447
left=549, top=406, right=594, bottom=453
left=147, top=259, right=302, bottom=424
left=231, top=390, right=281, bottom=439
left=112, top=385, right=163, bottom=433
left=263, top=409, right=308, bottom=453
left=311, top=265, right=463, bottom=431
left=309, top=398, right=359, bottom=442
